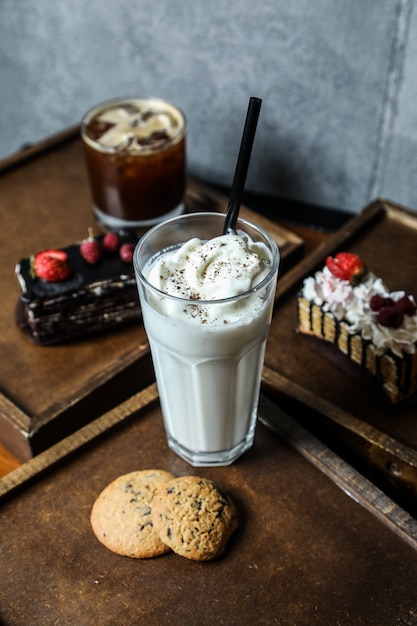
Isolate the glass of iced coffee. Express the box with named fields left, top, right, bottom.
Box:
left=81, top=97, right=186, bottom=232
left=133, top=212, right=279, bottom=466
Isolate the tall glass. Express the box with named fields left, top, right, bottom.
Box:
left=134, top=212, right=279, bottom=466
left=81, top=97, right=186, bottom=232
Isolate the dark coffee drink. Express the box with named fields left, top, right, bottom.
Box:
left=81, top=98, right=186, bottom=231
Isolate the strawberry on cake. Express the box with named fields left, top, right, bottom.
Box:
left=15, top=230, right=139, bottom=345
left=297, top=252, right=417, bottom=405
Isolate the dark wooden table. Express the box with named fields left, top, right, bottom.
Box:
left=0, top=218, right=325, bottom=478
left=2, top=129, right=417, bottom=625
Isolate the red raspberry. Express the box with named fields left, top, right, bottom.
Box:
left=376, top=306, right=404, bottom=329
left=119, top=243, right=135, bottom=263
left=33, top=249, right=72, bottom=282
left=103, top=232, right=121, bottom=254
left=80, top=229, right=101, bottom=265
left=395, top=295, right=417, bottom=316
left=369, top=294, right=394, bottom=312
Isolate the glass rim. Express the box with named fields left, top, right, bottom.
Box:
left=134, top=211, right=280, bottom=306
left=80, top=96, right=186, bottom=155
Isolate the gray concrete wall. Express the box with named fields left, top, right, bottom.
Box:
left=1, top=0, right=416, bottom=214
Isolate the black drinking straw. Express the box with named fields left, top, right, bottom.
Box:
left=222, top=96, right=262, bottom=235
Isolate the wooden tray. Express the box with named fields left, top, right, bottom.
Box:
left=1, top=379, right=417, bottom=625
left=262, top=198, right=417, bottom=513
left=0, top=128, right=303, bottom=461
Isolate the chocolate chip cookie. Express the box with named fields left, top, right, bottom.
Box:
left=90, top=469, right=175, bottom=558
left=151, top=475, right=238, bottom=561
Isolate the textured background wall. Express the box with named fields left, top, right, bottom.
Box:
left=1, top=0, right=416, bottom=214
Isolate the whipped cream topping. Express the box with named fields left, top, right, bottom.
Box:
left=302, top=266, right=417, bottom=356
left=145, top=233, right=272, bottom=325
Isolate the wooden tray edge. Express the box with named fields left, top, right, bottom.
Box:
left=275, top=199, right=383, bottom=300
left=3, top=364, right=417, bottom=556
left=0, top=130, right=304, bottom=459
left=186, top=180, right=304, bottom=258
left=262, top=194, right=417, bottom=514
left=0, top=125, right=81, bottom=174
left=261, top=366, right=417, bottom=479
left=275, top=198, right=417, bottom=301
left=259, top=368, right=417, bottom=553
left=0, top=127, right=305, bottom=270
left=34, top=341, right=150, bottom=429
left=0, top=382, right=159, bottom=501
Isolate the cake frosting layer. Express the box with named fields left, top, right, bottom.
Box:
left=302, top=266, right=417, bottom=357
left=15, top=232, right=140, bottom=345
left=297, top=253, right=417, bottom=405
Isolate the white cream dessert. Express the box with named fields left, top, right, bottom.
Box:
left=138, top=230, right=278, bottom=465
left=297, top=252, right=417, bottom=404
left=145, top=234, right=272, bottom=324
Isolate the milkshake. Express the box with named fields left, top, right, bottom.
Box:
left=134, top=212, right=279, bottom=466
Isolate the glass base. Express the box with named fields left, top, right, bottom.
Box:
left=166, top=430, right=256, bottom=467
left=93, top=202, right=184, bottom=233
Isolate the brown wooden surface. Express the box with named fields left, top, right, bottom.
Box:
left=2, top=382, right=417, bottom=625
left=0, top=213, right=317, bottom=479
left=2, top=133, right=417, bottom=624
left=0, top=131, right=303, bottom=461
left=0, top=134, right=149, bottom=459
left=263, top=199, right=417, bottom=514
left=265, top=199, right=417, bottom=442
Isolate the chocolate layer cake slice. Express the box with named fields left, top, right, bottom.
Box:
left=15, top=232, right=140, bottom=346
left=297, top=252, right=417, bottom=405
